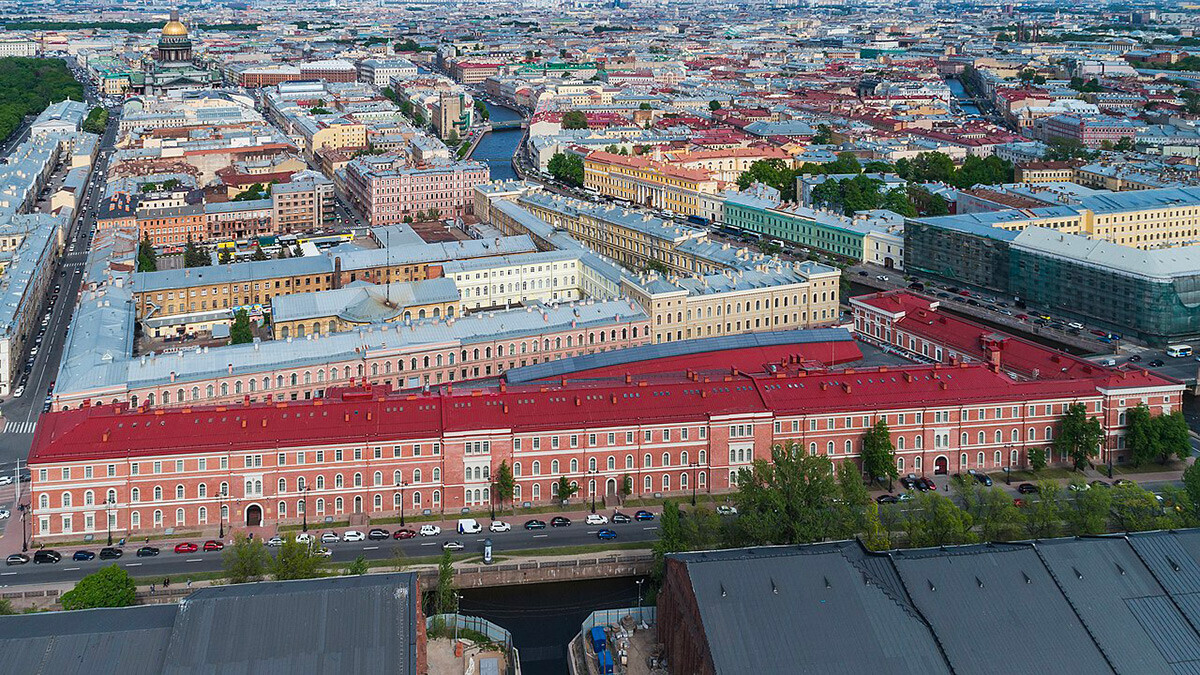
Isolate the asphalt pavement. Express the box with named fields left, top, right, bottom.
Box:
left=0, top=515, right=660, bottom=587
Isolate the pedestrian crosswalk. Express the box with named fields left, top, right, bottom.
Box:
left=3, top=421, right=37, bottom=435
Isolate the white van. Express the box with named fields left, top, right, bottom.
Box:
left=457, top=518, right=482, bottom=534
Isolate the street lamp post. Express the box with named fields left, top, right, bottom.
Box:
left=690, top=463, right=698, bottom=506
left=218, top=490, right=227, bottom=539
left=301, top=485, right=310, bottom=532
left=18, top=503, right=28, bottom=552
left=106, top=495, right=115, bottom=546
left=588, top=469, right=597, bottom=513
left=396, top=481, right=408, bottom=526
left=635, top=578, right=645, bottom=613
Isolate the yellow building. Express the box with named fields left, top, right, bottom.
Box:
left=270, top=278, right=461, bottom=340
left=583, top=150, right=725, bottom=222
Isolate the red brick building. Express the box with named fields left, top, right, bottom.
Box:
left=26, top=294, right=1181, bottom=542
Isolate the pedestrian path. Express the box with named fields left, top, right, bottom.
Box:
left=3, top=420, right=36, bottom=435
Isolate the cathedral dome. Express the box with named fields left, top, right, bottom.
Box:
left=162, top=11, right=188, bottom=37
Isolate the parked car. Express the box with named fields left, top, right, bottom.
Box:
left=0, top=509, right=9, bottom=519
left=1068, top=482, right=1090, bottom=492
left=1017, top=483, right=1039, bottom=494
left=550, top=516, right=572, bottom=527
left=611, top=512, right=632, bottom=524
left=585, top=514, right=609, bottom=525
left=524, top=519, right=547, bottom=530
left=634, top=510, right=655, bottom=521
left=6, top=553, right=29, bottom=566
left=876, top=494, right=898, bottom=504
left=900, top=474, right=918, bottom=490
left=295, top=533, right=314, bottom=544
left=1112, top=479, right=1135, bottom=487
left=974, top=473, right=993, bottom=487
left=1128, top=354, right=1142, bottom=362
left=1149, top=359, right=1165, bottom=367
left=99, top=547, right=123, bottom=560
left=442, top=541, right=465, bottom=552
left=174, top=542, right=198, bottom=554
left=203, top=540, right=224, bottom=552
left=34, top=550, right=62, bottom=564
left=343, top=530, right=366, bottom=543
left=1090, top=480, right=1111, bottom=488
left=489, top=521, right=511, bottom=533
left=597, top=528, right=618, bottom=540
left=367, top=528, right=391, bottom=541
left=266, top=536, right=284, bottom=547
left=136, top=546, right=160, bottom=557
left=315, top=547, right=332, bottom=557
left=72, top=550, right=95, bottom=561
left=915, top=477, right=933, bottom=492
left=419, top=525, right=441, bottom=537
left=716, top=505, right=738, bottom=516
left=393, top=529, right=417, bottom=540
left=320, top=532, right=340, bottom=544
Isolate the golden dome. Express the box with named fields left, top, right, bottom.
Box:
left=162, top=12, right=187, bottom=36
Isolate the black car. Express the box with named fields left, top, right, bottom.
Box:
left=974, top=473, right=993, bottom=487
left=33, top=550, right=61, bottom=564
left=367, top=528, right=390, bottom=541
left=6, top=553, right=29, bottom=566
left=550, top=516, right=571, bottom=527
left=136, top=546, right=160, bottom=557
left=1127, top=354, right=1142, bottom=362
left=914, top=477, right=932, bottom=492
left=99, top=547, right=123, bottom=560
left=72, top=550, right=95, bottom=562
left=524, top=519, right=547, bottom=530
left=1148, top=359, right=1165, bottom=367
left=634, top=510, right=655, bottom=521
left=899, top=474, right=918, bottom=490
left=611, top=512, right=632, bottom=524
left=876, top=494, right=898, bottom=504
left=857, top=270, right=868, bottom=276
left=1017, top=483, right=1039, bottom=494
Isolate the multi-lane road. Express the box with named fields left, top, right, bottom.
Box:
left=1, top=517, right=660, bottom=587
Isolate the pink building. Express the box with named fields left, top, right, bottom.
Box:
left=344, top=160, right=489, bottom=226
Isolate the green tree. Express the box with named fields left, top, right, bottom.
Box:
left=976, top=487, right=1023, bottom=542
left=652, top=500, right=686, bottom=580
left=555, top=476, right=579, bottom=503
left=270, top=538, right=322, bottom=581
left=708, top=99, right=721, bottom=111
left=561, top=110, right=588, bottom=129
left=905, top=492, right=976, bottom=547
left=906, top=185, right=950, bottom=216
left=1053, top=403, right=1104, bottom=470
left=60, top=565, right=137, bottom=610
left=230, top=308, right=253, bottom=345
left=1155, top=411, right=1191, bottom=464
left=547, top=152, right=585, bottom=187
left=894, top=152, right=955, bottom=183
left=446, top=128, right=459, bottom=145
left=835, top=461, right=871, bottom=538
left=1027, top=447, right=1048, bottom=473
left=1065, top=479, right=1112, bottom=535
left=250, top=245, right=268, bottom=261
left=218, top=248, right=232, bottom=264
left=1023, top=480, right=1063, bottom=539
left=223, top=535, right=268, bottom=583
left=811, top=123, right=833, bottom=145
left=137, top=234, right=157, bottom=272
left=1125, top=404, right=1160, bottom=467
left=1110, top=482, right=1166, bottom=532
left=435, top=550, right=456, bottom=614
left=1114, top=136, right=1135, bottom=152
left=731, top=443, right=843, bottom=546
left=473, top=98, right=489, bottom=121
left=232, top=183, right=268, bottom=201
left=639, top=102, right=653, bottom=110
left=620, top=473, right=632, bottom=502
left=82, top=106, right=109, bottom=134
left=861, top=420, right=898, bottom=486
left=0, top=598, right=14, bottom=615
left=348, top=555, right=369, bottom=575
left=735, top=158, right=801, bottom=201
left=863, top=160, right=894, bottom=173
left=183, top=235, right=210, bottom=268
left=492, top=460, right=515, bottom=511
left=1184, top=461, right=1200, bottom=519
left=824, top=151, right=861, bottom=175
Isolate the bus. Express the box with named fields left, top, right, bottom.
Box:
left=1166, top=344, right=1193, bottom=358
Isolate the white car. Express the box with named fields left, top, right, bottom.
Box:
left=320, top=532, right=340, bottom=544
left=315, top=547, right=332, bottom=557
left=343, top=530, right=365, bottom=542
left=11, top=386, right=23, bottom=398
left=716, top=505, right=738, bottom=516
left=1068, top=322, right=1084, bottom=330
left=585, top=514, right=609, bottom=525
left=489, top=520, right=511, bottom=533
left=0, top=475, right=12, bottom=486
left=419, top=524, right=441, bottom=537
left=442, top=541, right=464, bottom=551
left=0, top=509, right=9, bottom=519
left=266, top=536, right=284, bottom=547
left=295, top=532, right=314, bottom=544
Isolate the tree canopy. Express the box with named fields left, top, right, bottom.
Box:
left=1053, top=403, right=1104, bottom=470
left=561, top=110, right=588, bottom=129
left=547, top=152, right=584, bottom=187
left=0, top=57, right=85, bottom=143
left=60, top=565, right=137, bottom=610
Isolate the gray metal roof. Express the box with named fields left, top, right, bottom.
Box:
left=675, top=544, right=950, bottom=675
left=0, top=573, right=421, bottom=675
left=505, top=328, right=854, bottom=383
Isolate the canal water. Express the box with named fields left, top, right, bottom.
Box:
left=473, top=101, right=523, bottom=182
left=945, top=78, right=981, bottom=116
left=459, top=576, right=648, bottom=675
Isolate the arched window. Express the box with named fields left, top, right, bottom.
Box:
left=130, top=488, right=140, bottom=503
left=316, top=475, right=325, bottom=489
left=977, top=431, right=985, bottom=445
left=374, top=494, right=382, bottom=510
left=570, top=458, right=578, bottom=473
left=374, top=471, right=383, bottom=486
left=175, top=485, right=184, bottom=499
left=626, top=455, right=634, bottom=469
left=589, top=457, right=597, bottom=472
left=532, top=461, right=540, bottom=475
left=514, top=462, right=522, bottom=477
left=335, top=497, right=343, bottom=512
left=961, top=432, right=969, bottom=446
left=153, top=486, right=163, bottom=501
left=106, top=488, right=117, bottom=503
left=994, top=430, right=1002, bottom=443
left=84, top=490, right=94, bottom=506
left=644, top=453, right=652, bottom=467
left=176, top=508, right=185, bottom=525
left=551, top=460, right=560, bottom=474
left=335, top=474, right=344, bottom=488
left=39, top=493, right=49, bottom=509
left=316, top=498, right=325, bottom=514
left=278, top=501, right=286, bottom=518
left=353, top=473, right=362, bottom=487
left=826, top=441, right=834, bottom=455
left=977, top=451, right=985, bottom=466
left=662, top=474, right=671, bottom=490
left=432, top=467, right=441, bottom=482
left=413, top=469, right=422, bottom=483
left=995, top=450, right=1002, bottom=465
left=198, top=506, right=207, bottom=523
left=278, top=478, right=287, bottom=493
left=607, top=456, right=615, bottom=470
left=680, top=451, right=689, bottom=466
left=960, top=452, right=968, bottom=467
left=153, top=509, right=163, bottom=526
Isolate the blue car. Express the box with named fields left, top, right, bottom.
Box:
left=597, top=528, right=617, bottom=540
left=634, top=510, right=655, bottom=521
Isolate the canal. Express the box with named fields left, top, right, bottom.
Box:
left=945, top=77, right=981, bottom=116
left=459, top=575, right=648, bottom=675
left=472, top=101, right=524, bottom=182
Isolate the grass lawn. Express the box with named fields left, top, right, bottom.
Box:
left=1113, top=461, right=1186, bottom=475
left=1006, top=467, right=1078, bottom=481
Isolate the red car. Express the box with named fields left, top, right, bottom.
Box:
left=392, top=528, right=417, bottom=540
left=202, top=540, right=224, bottom=552
left=174, top=542, right=198, bottom=554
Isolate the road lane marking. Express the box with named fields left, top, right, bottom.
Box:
left=186, top=558, right=202, bottom=563
left=126, top=562, right=141, bottom=567
left=643, top=526, right=658, bottom=531
left=63, top=567, right=79, bottom=571
left=363, top=546, right=378, bottom=550
left=533, top=534, right=548, bottom=538
left=420, top=542, right=437, bottom=546
left=0, top=572, right=15, bottom=576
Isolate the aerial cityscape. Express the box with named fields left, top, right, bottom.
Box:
left=0, top=0, right=1198, bottom=672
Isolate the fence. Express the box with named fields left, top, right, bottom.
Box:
left=426, top=613, right=514, bottom=650
left=580, top=606, right=656, bottom=636
left=415, top=553, right=654, bottom=584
